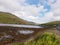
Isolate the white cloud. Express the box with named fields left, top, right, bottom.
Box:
left=49, top=0, right=60, bottom=21
left=0, top=0, right=60, bottom=24
left=0, top=0, right=25, bottom=12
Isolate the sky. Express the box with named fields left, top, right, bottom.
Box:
left=0, top=0, right=60, bottom=24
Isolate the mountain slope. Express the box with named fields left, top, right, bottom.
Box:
left=0, top=12, right=34, bottom=24
left=39, top=21, right=60, bottom=28
left=41, top=21, right=60, bottom=25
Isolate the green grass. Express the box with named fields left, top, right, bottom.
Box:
left=40, top=21, right=60, bottom=26
left=39, top=21, right=60, bottom=28
left=12, top=32, right=60, bottom=45
left=0, top=12, right=34, bottom=24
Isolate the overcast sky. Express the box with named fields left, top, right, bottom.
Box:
left=0, top=0, right=60, bottom=24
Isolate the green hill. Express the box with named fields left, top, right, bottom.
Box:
left=42, top=21, right=60, bottom=25
left=39, top=21, right=60, bottom=28
left=40, top=21, right=60, bottom=26
left=0, top=12, right=34, bottom=24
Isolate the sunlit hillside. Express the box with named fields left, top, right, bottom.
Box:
left=41, top=21, right=60, bottom=25
left=0, top=12, right=34, bottom=24
left=39, top=21, right=60, bottom=28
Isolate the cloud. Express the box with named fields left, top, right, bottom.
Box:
left=48, top=0, right=60, bottom=21
left=0, top=0, right=60, bottom=24
left=0, top=0, right=25, bottom=12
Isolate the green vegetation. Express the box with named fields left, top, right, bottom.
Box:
left=41, top=21, right=60, bottom=25
left=0, top=12, right=34, bottom=24
left=39, top=21, right=60, bottom=28
left=40, top=21, right=60, bottom=26
left=12, top=32, right=60, bottom=45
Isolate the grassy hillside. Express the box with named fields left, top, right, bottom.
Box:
left=41, top=21, right=60, bottom=25
left=0, top=12, right=34, bottom=24
left=39, top=21, right=60, bottom=28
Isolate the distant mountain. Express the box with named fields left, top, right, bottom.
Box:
left=0, top=12, right=35, bottom=24
left=39, top=21, right=60, bottom=28
left=41, top=21, right=60, bottom=25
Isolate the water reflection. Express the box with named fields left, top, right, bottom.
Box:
left=0, top=24, right=43, bottom=28
left=18, top=30, right=34, bottom=35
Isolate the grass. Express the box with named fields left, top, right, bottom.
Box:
left=41, top=21, right=60, bottom=25
left=12, top=32, right=60, bottom=45
left=38, top=21, right=60, bottom=28
left=40, top=21, right=60, bottom=26
left=0, top=12, right=34, bottom=24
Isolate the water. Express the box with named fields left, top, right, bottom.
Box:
left=18, top=30, right=34, bottom=35
left=0, top=24, right=43, bottom=28
left=0, top=24, right=44, bottom=44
